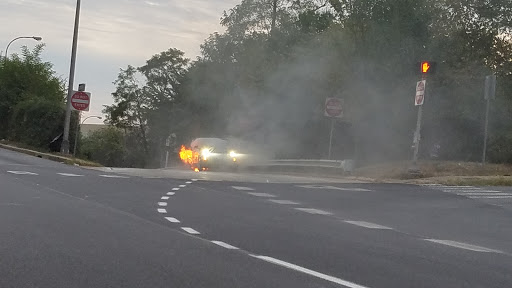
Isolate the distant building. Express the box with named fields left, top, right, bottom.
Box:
left=80, top=124, right=107, bottom=137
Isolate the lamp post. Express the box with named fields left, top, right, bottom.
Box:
left=4, top=36, right=42, bottom=63
left=73, top=115, right=102, bottom=157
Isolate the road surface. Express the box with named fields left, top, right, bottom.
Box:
left=1, top=147, right=511, bottom=288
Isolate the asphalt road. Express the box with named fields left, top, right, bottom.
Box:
left=1, top=147, right=512, bottom=288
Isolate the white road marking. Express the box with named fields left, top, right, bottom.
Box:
left=458, top=193, right=511, bottom=196
left=172, top=188, right=180, bottom=191
left=424, top=239, right=503, bottom=253
left=297, top=185, right=371, bottom=192
left=251, top=255, right=369, bottom=288
left=7, top=171, right=38, bottom=175
left=158, top=202, right=168, bottom=206
left=186, top=181, right=192, bottom=184
left=167, top=192, right=176, bottom=196
left=165, top=217, right=180, bottom=223
left=469, top=196, right=512, bottom=199
left=157, top=208, right=167, bottom=213
left=295, top=208, right=333, bottom=215
left=181, top=227, right=200, bottom=235
left=57, top=173, right=84, bottom=177
left=344, top=221, right=393, bottom=230
left=161, top=196, right=170, bottom=200
left=248, top=192, right=276, bottom=198
left=99, top=174, right=129, bottom=178
left=211, top=241, right=239, bottom=250
left=232, top=186, right=255, bottom=191
left=191, top=179, right=198, bottom=181
left=179, top=185, right=187, bottom=188
left=268, top=199, right=300, bottom=205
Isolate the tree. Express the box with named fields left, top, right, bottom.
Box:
left=80, top=127, right=126, bottom=167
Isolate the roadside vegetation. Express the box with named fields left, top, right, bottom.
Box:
left=1, top=0, right=511, bottom=172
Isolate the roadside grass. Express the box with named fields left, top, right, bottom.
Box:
left=355, top=160, right=512, bottom=186
left=0, top=140, right=102, bottom=167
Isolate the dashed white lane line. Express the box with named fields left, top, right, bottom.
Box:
left=459, top=193, right=511, bottom=196
left=165, top=217, right=180, bottom=223
left=297, top=185, right=371, bottom=192
left=7, top=171, right=38, bottom=175
left=251, top=255, right=369, bottom=288
left=211, top=241, right=239, bottom=250
left=268, top=199, right=300, bottom=205
left=161, top=196, right=170, bottom=200
left=248, top=192, right=277, bottom=198
left=181, top=227, right=200, bottom=235
left=344, top=221, right=393, bottom=230
left=186, top=181, right=193, bottom=184
left=295, top=208, right=333, bottom=215
left=424, top=239, right=503, bottom=253
left=172, top=188, right=180, bottom=191
left=191, top=179, right=198, bottom=181
left=158, top=202, right=168, bottom=206
left=167, top=192, right=176, bottom=196
left=179, top=185, right=187, bottom=188
left=470, top=196, right=512, bottom=199
left=232, top=186, right=255, bottom=191
left=157, top=208, right=167, bottom=213
left=57, top=173, right=84, bottom=177
left=99, top=174, right=129, bottom=178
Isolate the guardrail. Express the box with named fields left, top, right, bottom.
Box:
left=250, top=159, right=354, bottom=173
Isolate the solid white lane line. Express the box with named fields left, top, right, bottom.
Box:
left=57, top=173, right=84, bottom=177
left=232, top=186, right=255, bottom=191
left=295, top=208, right=333, bottom=215
left=7, top=171, right=38, bottom=175
left=181, top=227, right=200, bottom=235
left=251, top=255, right=369, bottom=288
left=469, top=196, right=512, bottom=199
left=344, top=221, right=393, bottom=230
left=248, top=192, right=276, bottom=198
left=99, top=174, right=129, bottom=178
left=296, top=185, right=371, bottom=192
left=268, top=199, right=300, bottom=205
left=179, top=185, right=187, bottom=188
left=424, top=239, right=503, bottom=253
left=211, top=241, right=239, bottom=250
left=167, top=192, right=176, bottom=196
left=172, top=188, right=180, bottom=191
left=186, top=181, right=192, bottom=184
left=458, top=193, right=511, bottom=196
left=165, top=217, right=180, bottom=223
left=158, top=202, right=168, bottom=206
left=161, top=196, right=170, bottom=200
left=157, top=208, right=167, bottom=213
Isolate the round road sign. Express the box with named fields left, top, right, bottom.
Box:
left=325, top=98, right=343, bottom=118
left=71, top=91, right=90, bottom=111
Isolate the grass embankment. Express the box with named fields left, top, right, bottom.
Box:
left=354, top=161, right=512, bottom=186
left=0, top=140, right=102, bottom=167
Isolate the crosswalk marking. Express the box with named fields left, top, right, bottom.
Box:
left=425, top=185, right=512, bottom=201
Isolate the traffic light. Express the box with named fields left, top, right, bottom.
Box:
left=415, top=61, right=437, bottom=75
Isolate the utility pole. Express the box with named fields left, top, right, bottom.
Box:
left=482, top=75, right=497, bottom=165
left=61, top=0, right=82, bottom=154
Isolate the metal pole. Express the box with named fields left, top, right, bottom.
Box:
left=482, top=98, right=490, bottom=165
left=4, top=36, right=42, bottom=64
left=61, top=0, right=82, bottom=154
left=412, top=105, right=423, bottom=164
left=328, top=118, right=335, bottom=159
left=165, top=151, right=169, bottom=168
left=73, top=112, right=81, bottom=157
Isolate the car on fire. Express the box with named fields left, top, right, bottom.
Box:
left=190, top=138, right=240, bottom=171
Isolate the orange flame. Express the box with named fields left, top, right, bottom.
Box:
left=179, top=145, right=199, bottom=169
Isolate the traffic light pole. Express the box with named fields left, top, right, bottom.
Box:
left=411, top=74, right=427, bottom=169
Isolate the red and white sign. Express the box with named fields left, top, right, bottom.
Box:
left=415, top=80, right=426, bottom=106
left=71, top=91, right=91, bottom=111
left=324, top=98, right=343, bottom=118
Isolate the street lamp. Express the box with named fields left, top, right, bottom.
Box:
left=73, top=115, right=102, bottom=157
left=4, top=36, right=43, bottom=63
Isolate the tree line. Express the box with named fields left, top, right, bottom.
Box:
left=2, top=0, right=511, bottom=168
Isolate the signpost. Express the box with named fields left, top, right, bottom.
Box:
left=70, top=91, right=90, bottom=111
left=482, top=75, right=497, bottom=165
left=412, top=79, right=427, bottom=167
left=324, top=98, right=343, bottom=159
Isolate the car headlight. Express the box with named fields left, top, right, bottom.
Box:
left=201, top=148, right=212, bottom=160
left=229, top=150, right=238, bottom=158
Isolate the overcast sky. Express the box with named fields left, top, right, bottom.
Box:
left=0, top=0, right=239, bottom=123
